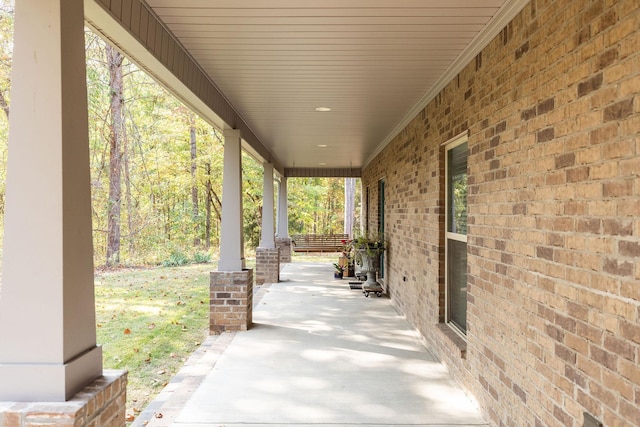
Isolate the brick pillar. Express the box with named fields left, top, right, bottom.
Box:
left=0, top=370, right=127, bottom=427
left=276, top=237, right=292, bottom=263
left=256, top=247, right=280, bottom=285
left=209, top=270, right=253, bottom=334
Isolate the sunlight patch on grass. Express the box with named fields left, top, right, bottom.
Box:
left=100, top=303, right=164, bottom=315
left=95, top=263, right=214, bottom=422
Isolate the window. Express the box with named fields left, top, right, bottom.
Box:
left=446, top=136, right=468, bottom=335
left=378, top=179, right=385, bottom=278
left=365, top=186, right=370, bottom=235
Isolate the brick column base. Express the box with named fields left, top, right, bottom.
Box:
left=275, top=237, right=292, bottom=263
left=209, top=269, right=253, bottom=335
left=0, top=370, right=127, bottom=427
left=256, top=247, right=280, bottom=285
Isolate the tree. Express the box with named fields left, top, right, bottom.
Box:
left=0, top=0, right=12, bottom=121
left=105, top=43, right=125, bottom=266
left=242, top=152, right=264, bottom=248
left=0, top=21, right=355, bottom=266
left=188, top=112, right=200, bottom=246
left=0, top=1, right=12, bottom=230
left=287, top=177, right=347, bottom=236
left=204, top=129, right=224, bottom=249
left=344, top=178, right=356, bottom=237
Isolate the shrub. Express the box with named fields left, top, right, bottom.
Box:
left=192, top=251, right=211, bottom=264
left=162, top=251, right=190, bottom=267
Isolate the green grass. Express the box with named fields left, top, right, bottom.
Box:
left=95, top=263, right=212, bottom=421
left=93, top=253, right=334, bottom=422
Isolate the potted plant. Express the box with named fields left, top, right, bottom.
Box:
left=351, top=231, right=386, bottom=296
left=332, top=262, right=344, bottom=279
left=339, top=239, right=356, bottom=277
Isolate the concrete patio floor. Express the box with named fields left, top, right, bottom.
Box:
left=134, top=261, right=489, bottom=427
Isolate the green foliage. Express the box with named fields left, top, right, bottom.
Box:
left=84, top=31, right=228, bottom=265
left=0, top=0, right=13, bottom=233
left=288, top=177, right=347, bottom=235
left=192, top=251, right=211, bottom=264
left=350, top=229, right=386, bottom=264
left=162, top=250, right=190, bottom=267
left=0, top=19, right=360, bottom=266
left=241, top=152, right=264, bottom=248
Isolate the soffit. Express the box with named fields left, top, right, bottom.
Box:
left=143, top=0, right=527, bottom=171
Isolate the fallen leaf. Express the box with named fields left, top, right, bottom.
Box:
left=125, top=414, right=135, bottom=422
left=154, top=413, right=163, bottom=419
left=176, top=301, right=184, bottom=306
left=148, top=323, right=156, bottom=329
left=157, top=370, right=166, bottom=375
left=124, top=328, right=131, bottom=335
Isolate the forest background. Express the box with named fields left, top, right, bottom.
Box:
left=0, top=2, right=360, bottom=267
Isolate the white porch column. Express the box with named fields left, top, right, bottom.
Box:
left=0, top=0, right=102, bottom=401
left=276, top=176, right=290, bottom=238
left=218, top=129, right=245, bottom=271
left=211, top=130, right=251, bottom=333
left=259, top=163, right=275, bottom=249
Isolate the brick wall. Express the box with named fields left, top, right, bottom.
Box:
left=362, top=0, right=639, bottom=426
left=210, top=270, right=253, bottom=334
left=0, top=370, right=127, bottom=427
left=256, top=247, right=280, bottom=285
left=276, top=237, right=292, bottom=263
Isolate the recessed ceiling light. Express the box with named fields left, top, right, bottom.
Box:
left=315, top=107, right=331, bottom=112
left=319, top=162, right=327, bottom=166
left=317, top=144, right=328, bottom=148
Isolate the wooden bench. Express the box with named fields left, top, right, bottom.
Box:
left=291, top=234, right=349, bottom=253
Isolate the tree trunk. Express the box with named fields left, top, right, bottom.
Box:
left=205, top=162, right=212, bottom=249
left=0, top=90, right=9, bottom=120
left=209, top=183, right=223, bottom=247
left=123, top=130, right=134, bottom=255
left=344, top=177, right=356, bottom=238
left=106, top=44, right=124, bottom=266
left=189, top=117, right=200, bottom=246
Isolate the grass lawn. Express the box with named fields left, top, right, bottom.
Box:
left=94, top=252, right=335, bottom=423
left=95, top=263, right=212, bottom=422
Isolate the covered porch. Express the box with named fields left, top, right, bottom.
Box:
left=1, top=0, right=638, bottom=426
left=133, top=260, right=488, bottom=427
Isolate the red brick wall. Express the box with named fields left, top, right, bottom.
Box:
left=362, top=1, right=639, bottom=425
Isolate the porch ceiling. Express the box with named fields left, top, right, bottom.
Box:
left=89, top=0, right=528, bottom=174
